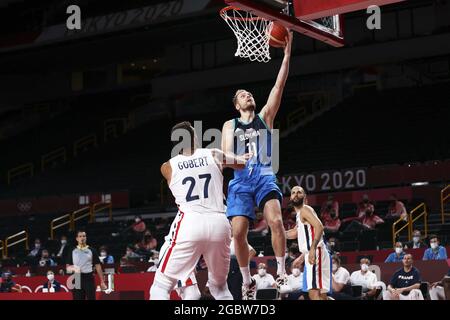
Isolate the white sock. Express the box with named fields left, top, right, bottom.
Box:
left=240, top=267, right=252, bottom=286
left=276, top=256, right=286, bottom=275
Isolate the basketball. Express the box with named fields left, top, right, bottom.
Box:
left=269, top=22, right=288, bottom=48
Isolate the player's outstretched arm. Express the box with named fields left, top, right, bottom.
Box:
left=161, top=161, right=172, bottom=184
left=260, top=31, right=293, bottom=128
left=212, top=148, right=251, bottom=170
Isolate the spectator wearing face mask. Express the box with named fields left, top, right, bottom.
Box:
left=385, top=194, right=408, bottom=221
left=383, top=254, right=423, bottom=300
left=42, top=271, right=61, bottom=292
left=404, top=230, right=426, bottom=249
left=0, top=271, right=22, bottom=293
left=252, top=263, right=277, bottom=292
left=26, top=238, right=43, bottom=266
left=330, top=255, right=352, bottom=300
left=39, top=249, right=57, bottom=267
left=28, top=238, right=43, bottom=257
left=423, top=235, right=448, bottom=260
left=385, top=242, right=406, bottom=263
left=54, top=235, right=69, bottom=264
left=350, top=258, right=379, bottom=299
left=98, top=246, right=114, bottom=265
left=279, top=264, right=304, bottom=300
left=123, top=245, right=141, bottom=261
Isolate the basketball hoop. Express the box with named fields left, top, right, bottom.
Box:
left=220, top=6, right=273, bottom=63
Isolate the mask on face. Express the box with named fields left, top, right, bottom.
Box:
left=47, top=274, right=54, bottom=281
left=258, top=269, right=266, bottom=277
left=61, top=240, right=67, bottom=245
left=292, top=268, right=301, bottom=277
left=332, top=264, right=338, bottom=272
left=395, top=247, right=403, bottom=254
left=100, top=251, right=107, bottom=257
left=430, top=243, right=438, bottom=250
left=413, top=236, right=420, bottom=243
left=361, top=264, right=369, bottom=272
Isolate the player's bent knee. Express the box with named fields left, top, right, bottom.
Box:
left=268, top=218, right=284, bottom=232
left=150, top=271, right=176, bottom=300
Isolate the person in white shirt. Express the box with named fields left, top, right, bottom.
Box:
left=252, top=263, right=277, bottom=292
left=350, top=257, right=379, bottom=299
left=279, top=263, right=304, bottom=300
left=330, top=255, right=353, bottom=300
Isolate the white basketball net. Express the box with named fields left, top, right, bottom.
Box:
left=220, top=7, right=273, bottom=63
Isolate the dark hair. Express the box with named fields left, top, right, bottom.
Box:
left=99, top=246, right=108, bottom=252
left=171, top=121, right=195, bottom=151
left=429, top=234, right=439, bottom=241
left=76, top=230, right=86, bottom=237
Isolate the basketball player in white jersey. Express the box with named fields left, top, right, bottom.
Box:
left=286, top=186, right=331, bottom=300
left=150, top=121, right=251, bottom=300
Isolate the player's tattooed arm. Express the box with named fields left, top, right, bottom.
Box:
left=260, top=31, right=293, bottom=129
left=302, top=206, right=324, bottom=250
left=285, top=227, right=298, bottom=240
left=160, top=161, right=172, bottom=185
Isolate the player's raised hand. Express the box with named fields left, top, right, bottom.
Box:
left=284, top=31, right=293, bottom=56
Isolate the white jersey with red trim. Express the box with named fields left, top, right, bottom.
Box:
left=296, top=205, right=325, bottom=254
left=169, top=148, right=225, bottom=215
